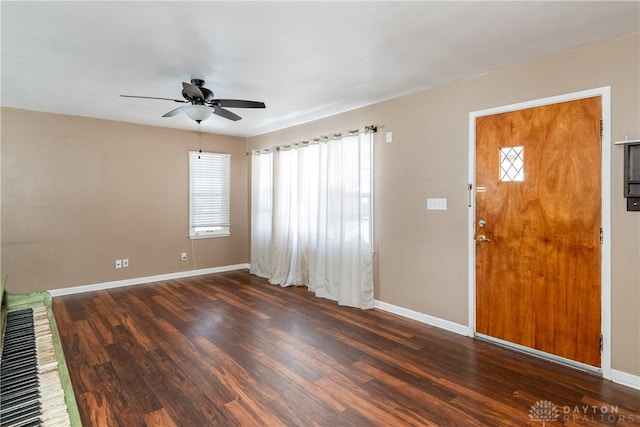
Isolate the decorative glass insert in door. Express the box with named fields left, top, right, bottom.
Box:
left=500, top=146, right=524, bottom=182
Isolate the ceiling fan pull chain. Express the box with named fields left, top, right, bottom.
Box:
left=198, top=122, right=202, bottom=159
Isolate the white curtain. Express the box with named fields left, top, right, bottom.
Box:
left=250, top=151, right=273, bottom=278
left=250, top=132, right=374, bottom=309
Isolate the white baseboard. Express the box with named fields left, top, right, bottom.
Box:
left=374, top=300, right=640, bottom=391
left=374, top=299, right=471, bottom=336
left=48, top=263, right=250, bottom=297
left=611, top=369, right=640, bottom=390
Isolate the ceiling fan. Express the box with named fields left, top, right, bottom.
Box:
left=120, top=79, right=266, bottom=123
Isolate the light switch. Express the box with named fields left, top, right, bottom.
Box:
left=427, top=198, right=447, bottom=210
left=386, top=131, right=393, bottom=143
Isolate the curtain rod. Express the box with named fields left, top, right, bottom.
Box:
left=249, top=124, right=378, bottom=155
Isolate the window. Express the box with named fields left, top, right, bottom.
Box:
left=499, top=146, right=524, bottom=182
left=250, top=131, right=374, bottom=308
left=189, top=151, right=230, bottom=238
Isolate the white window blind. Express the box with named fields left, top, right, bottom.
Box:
left=189, top=151, right=230, bottom=238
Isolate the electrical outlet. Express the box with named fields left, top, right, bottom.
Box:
left=122, top=258, right=129, bottom=268
left=115, top=259, right=122, bottom=269
left=181, top=252, right=187, bottom=261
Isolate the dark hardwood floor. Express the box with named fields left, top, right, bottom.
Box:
left=52, top=270, right=639, bottom=426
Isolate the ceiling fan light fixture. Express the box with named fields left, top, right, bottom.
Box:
left=183, top=104, right=213, bottom=122
left=121, top=80, right=265, bottom=123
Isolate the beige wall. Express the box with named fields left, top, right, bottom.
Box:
left=248, top=33, right=640, bottom=376
left=1, top=110, right=249, bottom=293
left=1, top=33, right=638, bottom=377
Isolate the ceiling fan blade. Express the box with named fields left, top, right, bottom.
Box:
left=162, top=106, right=184, bottom=117
left=120, top=95, right=187, bottom=103
left=213, top=105, right=242, bottom=121
left=214, top=99, right=266, bottom=109
left=182, top=82, right=204, bottom=100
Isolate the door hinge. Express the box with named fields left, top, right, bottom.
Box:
left=599, top=334, right=603, bottom=353
left=600, top=119, right=603, bottom=140
left=600, top=227, right=603, bottom=245
left=468, top=184, right=473, bottom=207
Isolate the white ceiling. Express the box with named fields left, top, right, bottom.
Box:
left=2, top=1, right=639, bottom=138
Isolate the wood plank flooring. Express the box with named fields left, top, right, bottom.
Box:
left=52, top=270, right=639, bottom=426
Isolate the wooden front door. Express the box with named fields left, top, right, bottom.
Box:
left=475, top=96, right=602, bottom=367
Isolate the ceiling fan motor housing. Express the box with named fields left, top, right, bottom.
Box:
left=183, top=79, right=214, bottom=104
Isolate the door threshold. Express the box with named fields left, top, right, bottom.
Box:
left=475, top=333, right=602, bottom=376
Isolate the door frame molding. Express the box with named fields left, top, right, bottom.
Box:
left=467, top=87, right=612, bottom=378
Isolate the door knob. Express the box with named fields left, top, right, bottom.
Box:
left=476, top=234, right=491, bottom=243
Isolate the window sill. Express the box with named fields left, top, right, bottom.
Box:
left=189, top=233, right=230, bottom=240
